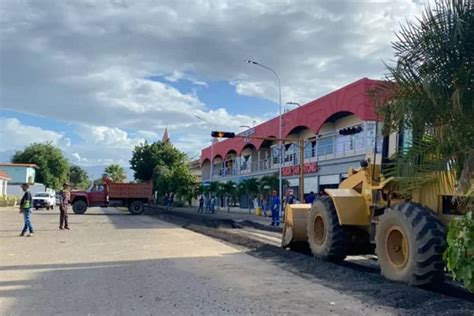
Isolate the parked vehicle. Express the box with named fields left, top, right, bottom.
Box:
left=70, top=178, right=153, bottom=215
left=33, top=192, right=56, bottom=210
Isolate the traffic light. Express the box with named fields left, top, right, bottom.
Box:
left=211, top=131, right=235, bottom=138
left=339, top=125, right=363, bottom=135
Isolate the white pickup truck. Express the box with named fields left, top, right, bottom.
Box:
left=33, top=192, right=56, bottom=210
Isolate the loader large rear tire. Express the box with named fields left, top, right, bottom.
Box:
left=307, top=196, right=347, bottom=262
left=376, top=202, right=446, bottom=286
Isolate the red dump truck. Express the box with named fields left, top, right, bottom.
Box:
left=70, top=178, right=153, bottom=215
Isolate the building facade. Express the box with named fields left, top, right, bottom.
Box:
left=0, top=171, right=11, bottom=196
left=0, top=163, right=39, bottom=184
left=200, top=78, right=384, bottom=198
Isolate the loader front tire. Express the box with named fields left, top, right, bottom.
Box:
left=376, top=202, right=446, bottom=286
left=307, top=196, right=347, bottom=262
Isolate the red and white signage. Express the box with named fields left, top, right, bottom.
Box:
left=282, top=162, right=318, bottom=177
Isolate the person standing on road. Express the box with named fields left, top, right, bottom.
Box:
left=270, top=190, right=281, bottom=226
left=210, top=195, right=216, bottom=214
left=166, top=192, right=174, bottom=211
left=197, top=195, right=204, bottom=213
left=285, top=189, right=295, bottom=206
left=262, top=197, right=268, bottom=217
left=59, top=183, right=71, bottom=230
left=305, top=191, right=316, bottom=204
left=19, top=183, right=34, bottom=237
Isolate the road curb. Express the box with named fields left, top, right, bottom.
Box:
left=148, top=205, right=283, bottom=233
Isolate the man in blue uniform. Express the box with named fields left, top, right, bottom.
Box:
left=305, top=191, right=316, bottom=204
left=270, top=190, right=281, bottom=226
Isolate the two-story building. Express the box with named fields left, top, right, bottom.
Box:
left=200, top=78, right=384, bottom=200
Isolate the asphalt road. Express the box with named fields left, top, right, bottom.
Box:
left=0, top=206, right=397, bottom=315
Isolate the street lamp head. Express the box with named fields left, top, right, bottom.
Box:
left=245, top=59, right=258, bottom=65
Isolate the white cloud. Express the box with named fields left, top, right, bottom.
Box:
left=0, top=118, right=65, bottom=152
left=0, top=0, right=432, bottom=172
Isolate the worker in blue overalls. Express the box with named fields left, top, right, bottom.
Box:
left=270, top=190, right=281, bottom=226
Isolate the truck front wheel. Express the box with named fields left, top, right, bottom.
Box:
left=72, top=200, right=88, bottom=214
left=129, top=201, right=144, bottom=215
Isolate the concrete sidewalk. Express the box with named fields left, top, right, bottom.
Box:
left=149, top=204, right=283, bottom=232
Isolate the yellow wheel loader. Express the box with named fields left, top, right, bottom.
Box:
left=282, top=160, right=465, bottom=286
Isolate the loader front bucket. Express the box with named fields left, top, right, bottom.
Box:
left=281, top=204, right=312, bottom=248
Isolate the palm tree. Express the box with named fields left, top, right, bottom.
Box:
left=103, top=164, right=127, bottom=183
left=238, top=178, right=260, bottom=212
left=259, top=173, right=289, bottom=193
left=222, top=181, right=237, bottom=211
left=208, top=181, right=219, bottom=195
left=372, top=0, right=474, bottom=200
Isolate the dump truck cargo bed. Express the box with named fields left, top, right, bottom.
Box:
left=108, top=182, right=153, bottom=200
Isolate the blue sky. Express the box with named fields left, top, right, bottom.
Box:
left=0, top=0, right=428, bottom=180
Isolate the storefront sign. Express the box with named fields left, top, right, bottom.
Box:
left=282, top=162, right=318, bottom=176
left=239, top=127, right=256, bottom=144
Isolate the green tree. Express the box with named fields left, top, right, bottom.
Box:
left=155, top=163, right=196, bottom=199
left=69, top=165, right=90, bottom=189
left=208, top=181, right=220, bottom=195
left=259, top=173, right=289, bottom=193
left=373, top=0, right=474, bottom=196
left=12, top=142, right=69, bottom=189
left=372, top=0, right=474, bottom=290
left=104, top=164, right=127, bottom=183
left=238, top=178, right=260, bottom=211
left=222, top=181, right=238, bottom=208
left=130, top=141, right=185, bottom=181
left=131, top=141, right=195, bottom=201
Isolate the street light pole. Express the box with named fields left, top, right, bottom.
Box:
left=195, top=114, right=216, bottom=182
left=285, top=102, right=301, bottom=112
left=245, top=59, right=283, bottom=218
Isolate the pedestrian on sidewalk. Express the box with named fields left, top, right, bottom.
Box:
left=209, top=195, right=216, bottom=214
left=197, top=195, right=204, bottom=213
left=305, top=191, right=316, bottom=204
left=270, top=190, right=281, bottom=226
left=59, top=183, right=71, bottom=230
left=284, top=189, right=295, bottom=206
left=204, top=194, right=210, bottom=213
left=262, top=197, right=268, bottom=217
left=253, top=195, right=259, bottom=212
left=166, top=192, right=174, bottom=211
left=19, top=183, right=34, bottom=237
